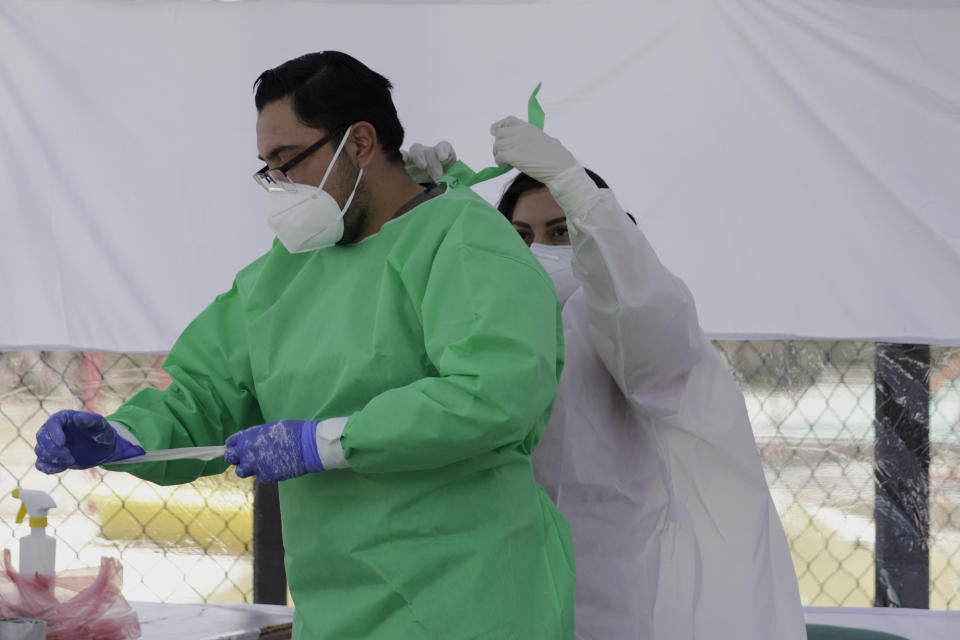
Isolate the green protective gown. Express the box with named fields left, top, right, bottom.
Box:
left=105, top=182, right=575, bottom=639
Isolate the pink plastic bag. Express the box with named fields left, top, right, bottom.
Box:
left=0, top=549, right=141, bottom=640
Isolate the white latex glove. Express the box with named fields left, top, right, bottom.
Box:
left=490, top=116, right=578, bottom=185
left=402, top=141, right=457, bottom=182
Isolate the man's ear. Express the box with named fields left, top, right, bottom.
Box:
left=349, top=121, right=377, bottom=169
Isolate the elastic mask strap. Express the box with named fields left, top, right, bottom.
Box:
left=340, top=168, right=365, bottom=218
left=319, top=124, right=355, bottom=190
left=465, top=83, right=546, bottom=187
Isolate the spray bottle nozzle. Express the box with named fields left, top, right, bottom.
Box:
left=12, top=489, right=56, bottom=529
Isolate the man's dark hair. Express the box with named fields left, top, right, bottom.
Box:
left=496, top=169, right=637, bottom=225
left=254, top=51, right=404, bottom=164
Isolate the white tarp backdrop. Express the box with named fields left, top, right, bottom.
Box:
left=1, top=0, right=959, bottom=352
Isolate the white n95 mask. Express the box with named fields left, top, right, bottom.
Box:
left=530, top=243, right=579, bottom=304
left=267, top=125, right=364, bottom=253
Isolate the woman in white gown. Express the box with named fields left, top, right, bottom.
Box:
left=408, top=119, right=806, bottom=639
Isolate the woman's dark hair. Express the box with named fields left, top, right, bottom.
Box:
left=496, top=169, right=605, bottom=221
left=496, top=168, right=636, bottom=225
left=254, top=51, right=404, bottom=164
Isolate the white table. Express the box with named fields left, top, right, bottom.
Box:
left=133, top=602, right=293, bottom=640
left=132, top=602, right=960, bottom=640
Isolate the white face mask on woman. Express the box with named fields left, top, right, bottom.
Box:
left=530, top=243, right=579, bottom=305
left=266, top=125, right=364, bottom=253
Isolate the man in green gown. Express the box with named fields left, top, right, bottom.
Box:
left=34, top=51, right=574, bottom=639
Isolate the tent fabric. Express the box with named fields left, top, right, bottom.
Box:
left=1, top=0, right=959, bottom=352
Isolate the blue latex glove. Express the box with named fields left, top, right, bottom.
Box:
left=35, top=410, right=145, bottom=473
left=224, top=420, right=324, bottom=482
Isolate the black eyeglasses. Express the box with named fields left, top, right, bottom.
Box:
left=253, top=126, right=347, bottom=192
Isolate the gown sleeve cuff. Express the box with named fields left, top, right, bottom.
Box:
left=314, top=417, right=350, bottom=470
left=546, top=165, right=605, bottom=224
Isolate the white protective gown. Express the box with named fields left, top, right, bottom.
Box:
left=531, top=168, right=806, bottom=640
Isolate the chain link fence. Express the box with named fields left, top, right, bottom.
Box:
left=1, top=343, right=959, bottom=607
left=714, top=341, right=960, bottom=609
left=0, top=351, right=253, bottom=604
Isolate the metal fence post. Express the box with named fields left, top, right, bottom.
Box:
left=874, top=342, right=931, bottom=608
left=253, top=480, right=288, bottom=605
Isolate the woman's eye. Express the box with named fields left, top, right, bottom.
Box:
left=515, top=228, right=533, bottom=245
left=553, top=226, right=569, bottom=239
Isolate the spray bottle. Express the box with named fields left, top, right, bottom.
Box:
left=11, top=489, right=57, bottom=579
